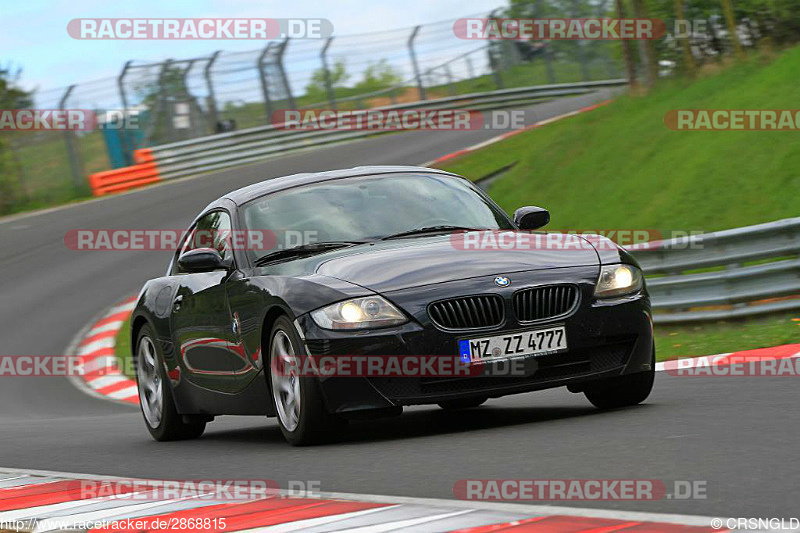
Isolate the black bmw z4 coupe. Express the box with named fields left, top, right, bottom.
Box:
left=131, top=166, right=654, bottom=445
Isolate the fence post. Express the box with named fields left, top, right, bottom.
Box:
left=321, top=36, right=336, bottom=109
left=117, top=61, right=133, bottom=165
left=205, top=51, right=221, bottom=131
left=407, top=25, right=426, bottom=101
left=276, top=38, right=296, bottom=109
left=59, top=85, right=85, bottom=189
left=489, top=44, right=504, bottom=89
left=257, top=43, right=274, bottom=122
left=157, top=60, right=175, bottom=143
left=444, top=64, right=456, bottom=96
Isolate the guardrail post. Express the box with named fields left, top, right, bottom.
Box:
left=117, top=60, right=133, bottom=165
left=258, top=43, right=274, bottom=122
left=320, top=37, right=336, bottom=110
left=59, top=84, right=86, bottom=189
left=204, top=51, right=221, bottom=131
left=276, top=38, right=296, bottom=109
left=407, top=25, right=426, bottom=101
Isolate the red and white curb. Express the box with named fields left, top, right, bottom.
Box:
left=423, top=100, right=612, bottom=167
left=0, top=467, right=741, bottom=532
left=655, top=344, right=800, bottom=373
left=67, top=297, right=138, bottom=406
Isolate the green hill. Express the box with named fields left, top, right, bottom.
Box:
left=440, top=48, right=800, bottom=234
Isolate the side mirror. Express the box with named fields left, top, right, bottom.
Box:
left=178, top=247, right=231, bottom=273
left=513, top=206, right=550, bottom=230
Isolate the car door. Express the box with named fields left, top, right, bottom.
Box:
left=171, top=210, right=240, bottom=391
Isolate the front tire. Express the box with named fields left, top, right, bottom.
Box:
left=267, top=316, right=345, bottom=446
left=135, top=325, right=205, bottom=441
left=584, top=344, right=655, bottom=409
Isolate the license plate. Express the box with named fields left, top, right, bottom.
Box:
left=458, top=326, right=567, bottom=363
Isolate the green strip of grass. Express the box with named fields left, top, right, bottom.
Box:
left=439, top=49, right=800, bottom=232
left=655, top=312, right=800, bottom=360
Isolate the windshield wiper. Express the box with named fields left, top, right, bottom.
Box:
left=254, top=241, right=365, bottom=266
left=380, top=225, right=486, bottom=241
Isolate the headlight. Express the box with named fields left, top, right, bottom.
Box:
left=310, top=296, right=407, bottom=330
left=594, top=264, right=643, bottom=298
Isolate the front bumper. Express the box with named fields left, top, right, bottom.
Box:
left=297, top=266, right=653, bottom=413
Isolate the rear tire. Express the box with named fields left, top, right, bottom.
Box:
left=584, top=344, right=655, bottom=409
left=135, top=325, right=206, bottom=441
left=267, top=316, right=346, bottom=446
left=438, top=397, right=487, bottom=410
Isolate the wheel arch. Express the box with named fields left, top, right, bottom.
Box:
left=130, top=313, right=153, bottom=365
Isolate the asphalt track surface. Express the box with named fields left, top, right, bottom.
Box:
left=1, top=89, right=796, bottom=520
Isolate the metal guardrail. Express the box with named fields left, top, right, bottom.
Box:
left=628, top=218, right=800, bottom=323
left=133, top=80, right=627, bottom=180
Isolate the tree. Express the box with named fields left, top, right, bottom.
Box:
left=674, top=0, right=697, bottom=75
left=720, top=0, right=745, bottom=58
left=0, top=65, right=33, bottom=109
left=616, top=0, right=638, bottom=86
left=632, top=0, right=659, bottom=86
left=0, top=65, right=34, bottom=214
left=355, top=60, right=402, bottom=92
left=304, top=59, right=349, bottom=102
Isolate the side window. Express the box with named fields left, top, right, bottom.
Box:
left=175, top=211, right=233, bottom=273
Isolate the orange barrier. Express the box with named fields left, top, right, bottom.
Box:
left=133, top=148, right=154, bottom=164
left=88, top=162, right=161, bottom=196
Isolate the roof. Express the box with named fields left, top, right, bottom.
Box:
left=220, top=165, right=462, bottom=207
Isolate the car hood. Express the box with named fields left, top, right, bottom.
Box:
left=315, top=233, right=601, bottom=293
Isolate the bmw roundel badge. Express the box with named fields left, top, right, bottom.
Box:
left=494, top=276, right=510, bottom=287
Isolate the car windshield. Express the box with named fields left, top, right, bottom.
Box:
left=242, top=173, right=514, bottom=263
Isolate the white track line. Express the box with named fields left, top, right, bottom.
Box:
left=335, top=509, right=476, bottom=532
left=86, top=321, right=125, bottom=336
left=77, top=338, right=115, bottom=357
left=251, top=505, right=401, bottom=532
left=105, top=386, right=138, bottom=400
left=107, top=301, right=136, bottom=315
left=86, top=375, right=127, bottom=389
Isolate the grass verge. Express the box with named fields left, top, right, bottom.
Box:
left=439, top=48, right=800, bottom=232
left=655, top=312, right=799, bottom=360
